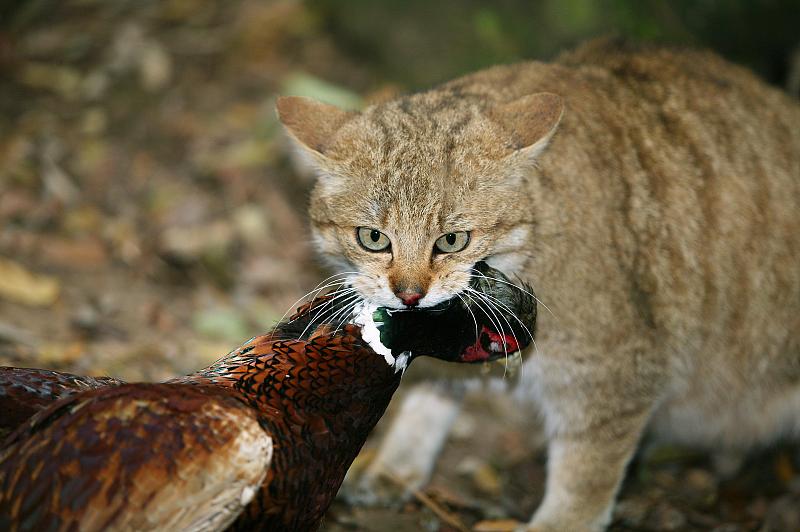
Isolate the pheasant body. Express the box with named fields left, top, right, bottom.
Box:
left=1, top=325, right=397, bottom=531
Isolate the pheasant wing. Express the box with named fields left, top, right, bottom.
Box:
left=0, top=383, right=272, bottom=531
left=0, top=366, right=122, bottom=440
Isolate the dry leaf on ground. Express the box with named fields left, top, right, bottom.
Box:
left=0, top=258, right=61, bottom=307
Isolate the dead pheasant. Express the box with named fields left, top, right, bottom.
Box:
left=0, top=262, right=535, bottom=531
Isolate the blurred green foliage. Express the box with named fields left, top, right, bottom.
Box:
left=309, top=0, right=800, bottom=88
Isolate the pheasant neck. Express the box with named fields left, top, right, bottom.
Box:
left=186, top=325, right=403, bottom=531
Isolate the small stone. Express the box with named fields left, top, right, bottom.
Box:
left=42, top=154, right=80, bottom=205
left=0, top=322, right=38, bottom=347
left=746, top=496, right=769, bottom=520
left=455, top=456, right=482, bottom=476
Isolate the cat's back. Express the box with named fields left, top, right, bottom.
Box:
left=449, top=37, right=800, bottom=117
left=448, top=39, right=800, bottom=443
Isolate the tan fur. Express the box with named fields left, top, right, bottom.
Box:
left=278, top=38, right=800, bottom=531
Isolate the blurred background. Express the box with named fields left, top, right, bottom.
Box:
left=1, top=1, right=799, bottom=530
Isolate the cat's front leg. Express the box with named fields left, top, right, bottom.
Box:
left=527, top=420, right=648, bottom=531
left=524, top=350, right=660, bottom=532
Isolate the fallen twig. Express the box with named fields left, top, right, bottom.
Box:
left=377, top=469, right=470, bottom=532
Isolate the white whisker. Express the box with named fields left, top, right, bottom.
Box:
left=464, top=287, right=510, bottom=368
left=468, top=287, right=538, bottom=380
left=297, top=293, right=361, bottom=341
left=330, top=297, right=362, bottom=336
left=455, top=292, right=479, bottom=337
left=296, top=288, right=358, bottom=339
left=465, top=288, right=517, bottom=376
left=470, top=288, right=535, bottom=346
left=272, top=271, right=359, bottom=332
left=470, top=267, right=557, bottom=321
left=466, top=288, right=528, bottom=380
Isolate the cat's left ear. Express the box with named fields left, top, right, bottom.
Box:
left=489, top=92, right=564, bottom=159
left=276, top=96, right=357, bottom=157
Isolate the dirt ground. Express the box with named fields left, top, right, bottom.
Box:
left=1, top=2, right=799, bottom=530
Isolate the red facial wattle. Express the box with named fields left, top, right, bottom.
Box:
left=460, top=325, right=521, bottom=362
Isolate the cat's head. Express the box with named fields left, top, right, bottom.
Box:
left=277, top=89, right=563, bottom=309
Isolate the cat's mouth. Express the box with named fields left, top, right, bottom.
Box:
left=288, top=262, right=535, bottom=364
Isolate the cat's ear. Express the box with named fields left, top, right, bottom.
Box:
left=276, top=96, right=357, bottom=157
left=489, top=92, right=564, bottom=159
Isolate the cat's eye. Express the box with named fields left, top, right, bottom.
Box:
left=434, top=231, right=470, bottom=254
left=356, top=227, right=391, bottom=252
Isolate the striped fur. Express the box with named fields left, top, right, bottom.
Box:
left=279, top=38, right=800, bottom=531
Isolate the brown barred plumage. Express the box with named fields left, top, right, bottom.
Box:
left=0, top=367, right=123, bottom=441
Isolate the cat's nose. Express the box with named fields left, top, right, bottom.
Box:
left=395, top=288, right=424, bottom=307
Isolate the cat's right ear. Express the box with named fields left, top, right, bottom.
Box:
left=276, top=96, right=356, bottom=159
left=489, top=92, right=564, bottom=160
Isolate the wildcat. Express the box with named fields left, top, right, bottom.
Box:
left=276, top=38, right=800, bottom=531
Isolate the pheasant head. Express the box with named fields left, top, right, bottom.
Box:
left=278, top=260, right=536, bottom=371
